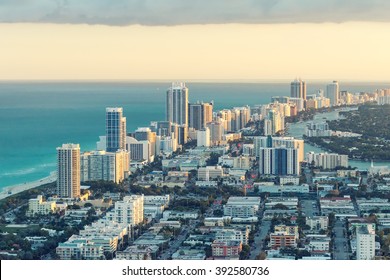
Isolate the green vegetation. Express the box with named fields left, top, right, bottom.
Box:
left=329, top=104, right=390, bottom=140
left=306, top=136, right=390, bottom=160
left=0, top=182, right=56, bottom=216
left=306, top=105, right=390, bottom=160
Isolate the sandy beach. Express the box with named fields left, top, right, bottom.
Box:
left=0, top=172, right=57, bottom=200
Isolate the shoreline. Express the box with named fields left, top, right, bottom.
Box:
left=0, top=172, right=57, bottom=200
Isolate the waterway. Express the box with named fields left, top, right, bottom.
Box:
left=286, top=108, right=389, bottom=170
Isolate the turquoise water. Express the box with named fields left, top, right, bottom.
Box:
left=1, top=81, right=390, bottom=189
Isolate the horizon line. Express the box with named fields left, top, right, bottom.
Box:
left=1, top=78, right=390, bottom=84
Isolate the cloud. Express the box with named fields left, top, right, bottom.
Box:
left=0, top=0, right=390, bottom=26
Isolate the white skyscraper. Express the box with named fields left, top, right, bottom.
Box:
left=166, top=82, right=189, bottom=126
left=57, top=143, right=80, bottom=198
left=326, top=81, right=339, bottom=106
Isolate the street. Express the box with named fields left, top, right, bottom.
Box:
left=332, top=219, right=350, bottom=260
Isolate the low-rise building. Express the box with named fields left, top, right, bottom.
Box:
left=162, top=210, right=199, bottom=220
left=305, top=237, right=331, bottom=252
left=279, top=176, right=300, bottom=185
left=56, top=240, right=104, bottom=260
left=223, top=196, right=261, bottom=218
left=306, top=216, right=329, bottom=231
left=212, top=240, right=242, bottom=259
left=171, top=249, right=206, bottom=260
left=115, top=245, right=159, bottom=260
left=215, top=228, right=250, bottom=245
left=270, top=225, right=299, bottom=249
left=198, top=166, right=224, bottom=180
left=27, top=195, right=57, bottom=217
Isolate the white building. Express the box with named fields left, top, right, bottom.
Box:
left=305, top=238, right=330, bottom=252
left=80, top=150, right=129, bottom=184
left=306, top=216, right=329, bottom=231
left=223, top=196, right=261, bottom=218
left=197, top=127, right=211, bottom=147
left=356, top=225, right=375, bottom=260
left=111, top=195, right=144, bottom=226
left=306, top=152, right=348, bottom=169
left=305, top=122, right=332, bottom=137
left=57, top=143, right=80, bottom=198
left=115, top=245, right=159, bottom=260
left=215, top=228, right=250, bottom=245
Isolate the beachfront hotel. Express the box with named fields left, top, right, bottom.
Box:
left=57, top=143, right=80, bottom=198
left=106, top=107, right=127, bottom=153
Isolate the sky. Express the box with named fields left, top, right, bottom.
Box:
left=0, top=1, right=390, bottom=81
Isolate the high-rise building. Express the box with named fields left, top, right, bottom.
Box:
left=177, top=124, right=188, bottom=145
left=258, top=147, right=300, bottom=176
left=106, top=108, right=126, bottom=152
left=306, top=152, right=349, bottom=169
left=126, top=137, right=152, bottom=162
left=326, top=81, right=339, bottom=106
left=356, top=225, right=375, bottom=260
left=57, top=143, right=80, bottom=198
left=291, top=79, right=306, bottom=100
left=197, top=127, right=211, bottom=147
left=218, top=109, right=232, bottom=132
left=207, top=121, right=224, bottom=146
left=135, top=127, right=156, bottom=156
left=254, top=136, right=304, bottom=163
left=188, top=101, right=213, bottom=130
left=80, top=150, right=130, bottom=184
left=263, top=109, right=284, bottom=136
left=155, top=121, right=172, bottom=137
left=166, top=82, right=188, bottom=126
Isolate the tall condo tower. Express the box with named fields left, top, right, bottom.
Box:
left=290, top=78, right=306, bottom=100
left=166, top=82, right=189, bottom=126
left=57, top=143, right=80, bottom=198
left=189, top=101, right=213, bottom=130
left=326, top=81, right=339, bottom=106
left=106, top=107, right=126, bottom=152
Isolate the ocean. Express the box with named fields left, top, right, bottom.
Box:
left=1, top=81, right=390, bottom=189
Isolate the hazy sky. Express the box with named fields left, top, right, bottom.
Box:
left=1, top=1, right=390, bottom=80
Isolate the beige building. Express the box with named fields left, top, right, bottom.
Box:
left=198, top=166, right=224, bottom=181
left=27, top=195, right=56, bottom=216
